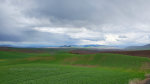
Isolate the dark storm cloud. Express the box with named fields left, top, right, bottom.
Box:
left=0, top=33, right=22, bottom=42
left=27, top=0, right=110, bottom=26
left=28, top=0, right=150, bottom=26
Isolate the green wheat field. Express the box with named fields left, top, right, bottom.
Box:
left=0, top=48, right=150, bottom=84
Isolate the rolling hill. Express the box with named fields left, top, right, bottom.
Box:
left=126, top=44, right=150, bottom=50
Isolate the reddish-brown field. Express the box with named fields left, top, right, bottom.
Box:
left=0, top=47, right=46, bottom=53
left=70, top=49, right=150, bottom=58
left=1, top=47, right=150, bottom=58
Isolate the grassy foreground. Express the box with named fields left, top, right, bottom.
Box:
left=0, top=48, right=150, bottom=84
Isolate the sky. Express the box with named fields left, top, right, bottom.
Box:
left=0, top=0, right=150, bottom=46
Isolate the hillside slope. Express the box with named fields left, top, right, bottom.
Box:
left=0, top=48, right=150, bottom=84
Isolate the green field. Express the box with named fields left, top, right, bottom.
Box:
left=0, top=48, right=150, bottom=84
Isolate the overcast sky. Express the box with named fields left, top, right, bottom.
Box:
left=0, top=0, right=150, bottom=46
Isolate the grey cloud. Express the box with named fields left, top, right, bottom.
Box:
left=0, top=0, right=150, bottom=46
left=119, top=35, right=127, bottom=38
left=27, top=0, right=150, bottom=26
left=0, top=33, right=22, bottom=42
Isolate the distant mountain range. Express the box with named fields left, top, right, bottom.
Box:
left=0, top=44, right=119, bottom=49
left=60, top=44, right=105, bottom=47
left=1, top=43, right=150, bottom=50
left=125, top=44, right=150, bottom=50
left=59, top=45, right=120, bottom=49
left=0, top=44, right=57, bottom=48
left=0, top=44, right=14, bottom=48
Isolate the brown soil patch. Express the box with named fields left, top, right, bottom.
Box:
left=70, top=50, right=150, bottom=58
left=143, top=78, right=150, bottom=84
left=129, top=78, right=150, bottom=84
left=141, top=62, right=150, bottom=70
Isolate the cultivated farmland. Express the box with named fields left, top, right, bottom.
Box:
left=0, top=48, right=150, bottom=84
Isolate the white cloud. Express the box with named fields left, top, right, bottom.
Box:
left=34, top=27, right=101, bottom=39
left=34, top=25, right=150, bottom=46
